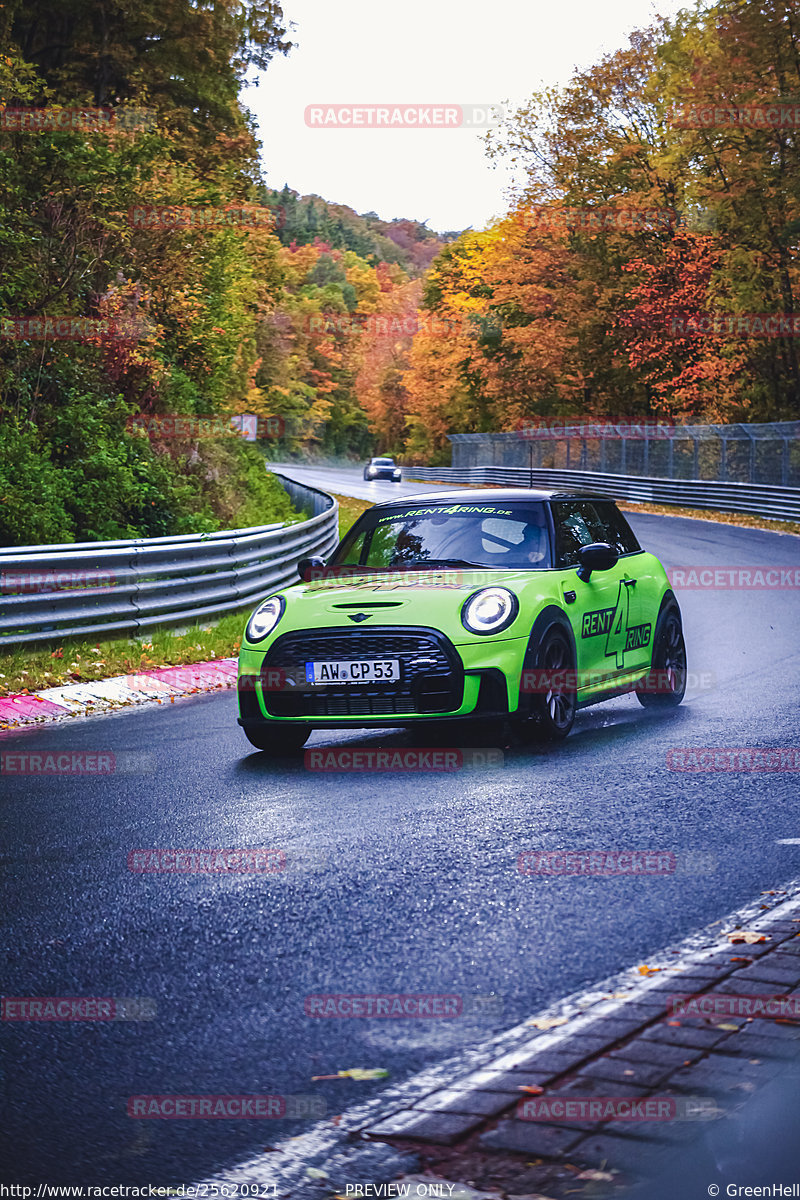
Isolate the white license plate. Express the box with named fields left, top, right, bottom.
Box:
left=305, top=658, right=400, bottom=685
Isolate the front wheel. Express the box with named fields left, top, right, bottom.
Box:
left=520, top=626, right=576, bottom=741
left=636, top=607, right=687, bottom=707
left=242, top=724, right=310, bottom=754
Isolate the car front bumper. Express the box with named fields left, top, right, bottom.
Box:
left=238, top=625, right=529, bottom=728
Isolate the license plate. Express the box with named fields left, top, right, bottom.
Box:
left=305, top=659, right=400, bottom=685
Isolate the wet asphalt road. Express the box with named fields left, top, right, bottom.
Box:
left=2, top=475, right=799, bottom=1185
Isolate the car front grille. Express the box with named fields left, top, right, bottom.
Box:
left=261, top=627, right=462, bottom=718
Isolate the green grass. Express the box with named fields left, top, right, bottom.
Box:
left=0, top=493, right=372, bottom=699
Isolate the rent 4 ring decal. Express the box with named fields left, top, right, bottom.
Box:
left=581, top=583, right=650, bottom=668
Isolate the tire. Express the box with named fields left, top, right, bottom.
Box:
left=636, top=606, right=687, bottom=707
left=521, top=625, right=576, bottom=741
left=242, top=724, right=310, bottom=753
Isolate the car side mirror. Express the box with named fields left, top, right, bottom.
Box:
left=298, top=556, right=326, bottom=582
left=576, top=542, right=619, bottom=581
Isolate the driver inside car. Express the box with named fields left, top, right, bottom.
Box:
left=516, top=520, right=549, bottom=565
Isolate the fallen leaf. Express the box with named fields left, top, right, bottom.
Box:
left=517, top=1085, right=545, bottom=1095
left=527, top=1016, right=568, bottom=1030
left=311, top=1068, right=390, bottom=1081
left=716, top=1023, right=740, bottom=1031
left=730, top=956, right=752, bottom=963
left=305, top=1168, right=328, bottom=1180
left=728, top=932, right=769, bottom=944
left=638, top=965, right=661, bottom=975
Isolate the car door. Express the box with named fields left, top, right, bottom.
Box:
left=549, top=499, right=648, bottom=688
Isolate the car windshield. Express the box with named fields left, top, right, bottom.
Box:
left=372, top=458, right=394, bottom=465
left=330, top=501, right=552, bottom=570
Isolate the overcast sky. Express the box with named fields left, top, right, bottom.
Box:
left=244, top=0, right=692, bottom=233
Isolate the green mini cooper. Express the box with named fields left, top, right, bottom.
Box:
left=237, top=489, right=686, bottom=753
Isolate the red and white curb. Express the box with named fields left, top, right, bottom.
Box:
left=0, top=658, right=237, bottom=731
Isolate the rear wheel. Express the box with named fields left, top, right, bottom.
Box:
left=521, top=626, right=576, bottom=741
left=636, top=607, right=687, bottom=707
left=242, top=724, right=310, bottom=753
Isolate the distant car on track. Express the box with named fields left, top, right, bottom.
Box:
left=363, top=456, right=402, bottom=482
left=237, top=488, right=687, bottom=753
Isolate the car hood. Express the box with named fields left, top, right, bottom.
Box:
left=270, top=567, right=554, bottom=644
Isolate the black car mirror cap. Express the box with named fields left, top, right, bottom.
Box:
left=298, top=556, right=326, bottom=582
left=576, top=542, right=619, bottom=581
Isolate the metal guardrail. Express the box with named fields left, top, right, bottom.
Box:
left=404, top=466, right=800, bottom=523
left=0, top=473, right=339, bottom=648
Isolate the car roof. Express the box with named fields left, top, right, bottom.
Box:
left=370, top=487, right=612, bottom=508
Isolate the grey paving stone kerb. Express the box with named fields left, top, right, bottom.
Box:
left=361, top=888, right=800, bottom=1181
left=191, top=885, right=800, bottom=1198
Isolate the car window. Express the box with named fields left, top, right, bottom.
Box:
left=552, top=499, right=640, bottom=567
left=593, top=502, right=641, bottom=555
left=338, top=529, right=368, bottom=565
left=330, top=503, right=552, bottom=570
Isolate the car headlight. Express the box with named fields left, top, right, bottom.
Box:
left=245, top=595, right=285, bottom=643
left=461, top=587, right=518, bottom=635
